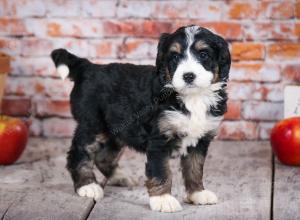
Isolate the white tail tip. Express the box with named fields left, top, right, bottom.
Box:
left=57, top=64, right=69, bottom=80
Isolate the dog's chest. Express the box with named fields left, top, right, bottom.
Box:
left=159, top=91, right=222, bottom=152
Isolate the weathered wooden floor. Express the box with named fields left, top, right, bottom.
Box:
left=0, top=138, right=299, bottom=220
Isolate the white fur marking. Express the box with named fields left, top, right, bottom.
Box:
left=149, top=194, right=182, bottom=213
left=57, top=64, right=69, bottom=80
left=172, top=53, right=213, bottom=92
left=188, top=190, right=218, bottom=205
left=77, top=183, right=104, bottom=201
left=172, top=26, right=213, bottom=93
left=159, top=82, right=224, bottom=155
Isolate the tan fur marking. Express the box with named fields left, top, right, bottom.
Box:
left=165, top=67, right=172, bottom=82
left=213, top=66, right=219, bottom=83
left=96, top=133, right=109, bottom=143
left=94, top=146, right=121, bottom=178
left=169, top=42, right=181, bottom=54
left=195, top=40, right=208, bottom=51
left=86, top=142, right=98, bottom=158
left=181, top=151, right=205, bottom=194
left=145, top=161, right=172, bottom=196
left=73, top=161, right=96, bottom=189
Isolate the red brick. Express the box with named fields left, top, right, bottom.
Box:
left=1, top=98, right=31, bottom=116
left=47, top=22, right=62, bottom=36
left=88, top=39, right=122, bottom=58
left=52, top=39, right=89, bottom=57
left=29, top=118, right=42, bottom=136
left=4, top=77, right=73, bottom=99
left=228, top=82, right=263, bottom=101
left=244, top=22, right=297, bottom=41
left=231, top=43, right=265, bottom=61
left=296, top=1, right=300, bottom=18
left=35, top=99, right=71, bottom=117
left=198, top=22, right=243, bottom=40
left=261, top=84, right=284, bottom=102
left=117, top=1, right=222, bottom=20
left=271, top=23, right=297, bottom=40
left=242, top=101, right=283, bottom=121
left=267, top=43, right=300, bottom=60
left=42, top=118, right=76, bottom=137
left=0, top=18, right=29, bottom=36
left=47, top=19, right=103, bottom=38
left=82, top=0, right=116, bottom=18
left=21, top=38, right=53, bottom=56
left=230, top=63, right=281, bottom=82
left=0, top=0, right=46, bottom=17
left=103, top=20, right=173, bottom=38
left=120, top=38, right=157, bottom=59
left=0, top=38, right=21, bottom=55
left=282, top=64, right=300, bottom=82
left=23, top=19, right=48, bottom=38
left=258, top=122, right=275, bottom=140
left=11, top=57, right=56, bottom=77
left=117, top=0, right=154, bottom=18
left=218, top=121, right=258, bottom=140
left=295, top=23, right=300, bottom=39
left=4, top=77, right=36, bottom=96
left=224, top=101, right=241, bottom=120
left=227, top=2, right=258, bottom=19
left=268, top=2, right=294, bottom=19
left=46, top=0, right=80, bottom=17
left=228, top=82, right=282, bottom=102
left=38, top=78, right=73, bottom=99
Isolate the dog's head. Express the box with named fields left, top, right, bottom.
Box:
left=156, top=25, right=231, bottom=95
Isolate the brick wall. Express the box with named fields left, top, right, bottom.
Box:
left=0, top=0, right=299, bottom=140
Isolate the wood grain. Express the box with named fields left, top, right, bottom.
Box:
left=273, top=159, right=300, bottom=220
left=88, top=141, right=273, bottom=220
left=1, top=185, right=94, bottom=220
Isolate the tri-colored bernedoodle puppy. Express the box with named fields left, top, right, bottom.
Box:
left=51, top=25, right=230, bottom=213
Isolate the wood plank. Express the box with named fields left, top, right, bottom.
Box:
left=88, top=141, right=272, bottom=220
left=16, top=138, right=70, bottom=164
left=0, top=188, right=26, bottom=219
left=0, top=151, right=95, bottom=220
left=273, top=159, right=300, bottom=220
left=1, top=185, right=94, bottom=220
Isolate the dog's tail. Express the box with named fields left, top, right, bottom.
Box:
left=51, top=48, right=90, bottom=81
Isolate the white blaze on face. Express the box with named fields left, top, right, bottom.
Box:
left=172, top=26, right=214, bottom=94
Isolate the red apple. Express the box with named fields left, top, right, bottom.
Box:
left=0, top=115, right=29, bottom=165
left=270, top=117, right=300, bottom=166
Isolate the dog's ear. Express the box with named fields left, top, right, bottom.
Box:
left=214, top=36, right=231, bottom=82
left=155, top=33, right=170, bottom=68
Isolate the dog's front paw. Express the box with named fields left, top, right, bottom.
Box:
left=187, top=190, right=218, bottom=205
left=77, top=183, right=104, bottom=201
left=149, top=194, right=182, bottom=213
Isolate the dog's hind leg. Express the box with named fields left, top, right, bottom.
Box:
left=67, top=123, right=104, bottom=201
left=94, top=136, right=137, bottom=187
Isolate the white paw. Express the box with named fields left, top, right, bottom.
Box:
left=108, top=167, right=138, bottom=187
left=77, top=183, right=104, bottom=201
left=149, top=194, right=182, bottom=213
left=188, top=190, right=218, bottom=205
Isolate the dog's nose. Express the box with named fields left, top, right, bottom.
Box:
left=183, top=72, right=195, bottom=84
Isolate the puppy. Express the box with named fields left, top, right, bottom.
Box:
left=51, top=25, right=231, bottom=213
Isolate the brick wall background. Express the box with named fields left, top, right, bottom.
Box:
left=0, top=0, right=299, bottom=140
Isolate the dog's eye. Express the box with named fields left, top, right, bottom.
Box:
left=199, top=51, right=209, bottom=60
left=171, top=53, right=180, bottom=61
